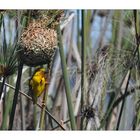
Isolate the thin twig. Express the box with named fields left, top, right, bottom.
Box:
left=0, top=81, right=65, bottom=130
left=51, top=115, right=80, bottom=130
left=51, top=119, right=70, bottom=130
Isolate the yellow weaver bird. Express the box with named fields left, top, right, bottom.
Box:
left=29, top=68, right=47, bottom=104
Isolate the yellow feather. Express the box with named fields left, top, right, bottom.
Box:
left=29, top=68, right=47, bottom=103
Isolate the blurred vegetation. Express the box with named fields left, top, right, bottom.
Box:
left=0, top=10, right=140, bottom=130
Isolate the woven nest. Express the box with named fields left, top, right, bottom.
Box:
left=18, top=20, right=57, bottom=67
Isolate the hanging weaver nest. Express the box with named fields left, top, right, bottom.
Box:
left=18, top=10, right=64, bottom=67
left=19, top=20, right=57, bottom=67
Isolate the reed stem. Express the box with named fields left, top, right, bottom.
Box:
left=39, top=82, right=48, bottom=130
left=8, top=62, right=23, bottom=130
left=0, top=77, right=6, bottom=100
left=57, top=25, right=77, bottom=130
left=80, top=10, right=86, bottom=130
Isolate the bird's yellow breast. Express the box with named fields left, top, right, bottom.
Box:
left=30, top=69, right=46, bottom=97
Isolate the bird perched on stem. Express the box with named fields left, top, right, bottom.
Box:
left=29, top=68, right=48, bottom=104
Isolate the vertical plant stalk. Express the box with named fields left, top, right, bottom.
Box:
left=1, top=78, right=13, bottom=130
left=33, top=104, right=37, bottom=129
left=18, top=11, right=26, bottom=130
left=105, top=91, right=115, bottom=130
left=77, top=10, right=81, bottom=54
left=8, top=62, right=23, bottom=130
left=39, top=79, right=49, bottom=130
left=80, top=10, right=86, bottom=130
left=116, top=72, right=131, bottom=130
left=0, top=15, right=7, bottom=99
left=99, top=10, right=140, bottom=130
left=105, top=11, right=122, bottom=129
left=110, top=10, right=120, bottom=88
left=133, top=10, right=140, bottom=129
left=57, top=25, right=76, bottom=130
left=86, top=10, right=92, bottom=58
left=20, top=94, right=26, bottom=130
left=98, top=70, right=130, bottom=130
left=0, top=77, right=6, bottom=100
